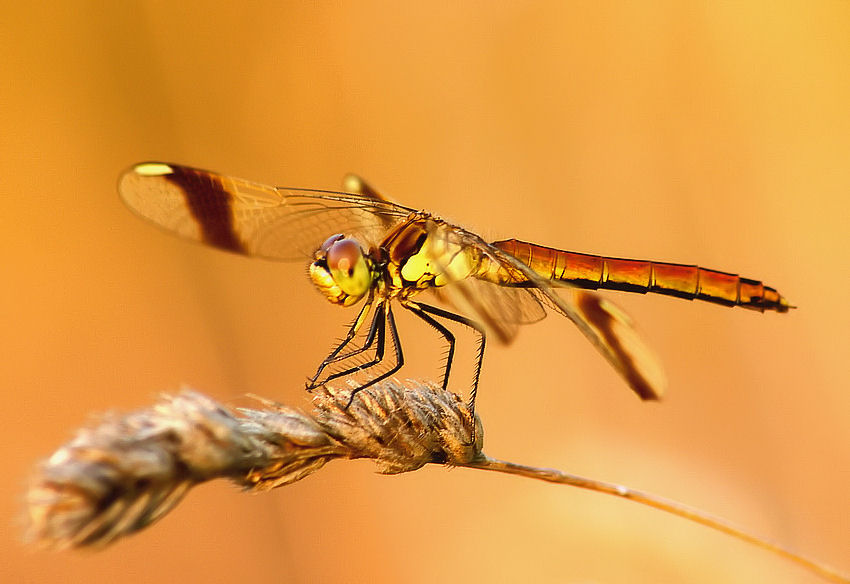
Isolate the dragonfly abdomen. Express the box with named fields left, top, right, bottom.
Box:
left=493, top=239, right=791, bottom=313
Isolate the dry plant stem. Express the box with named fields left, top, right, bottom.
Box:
left=25, top=381, right=847, bottom=584
left=25, top=381, right=480, bottom=549
left=465, top=456, right=849, bottom=584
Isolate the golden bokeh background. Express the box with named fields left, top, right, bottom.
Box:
left=2, top=2, right=848, bottom=583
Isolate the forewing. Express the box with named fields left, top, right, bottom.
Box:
left=254, top=189, right=409, bottom=259
left=118, top=162, right=412, bottom=261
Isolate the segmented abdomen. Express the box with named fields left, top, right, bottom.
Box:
left=492, top=239, right=791, bottom=312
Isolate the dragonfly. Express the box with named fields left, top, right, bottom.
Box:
left=119, top=162, right=791, bottom=420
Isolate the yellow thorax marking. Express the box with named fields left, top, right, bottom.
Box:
left=400, top=232, right=474, bottom=287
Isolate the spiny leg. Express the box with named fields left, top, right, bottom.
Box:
left=313, top=303, right=387, bottom=388
left=307, top=298, right=377, bottom=389
left=408, top=302, right=486, bottom=437
left=401, top=300, right=457, bottom=390
left=344, top=304, right=404, bottom=408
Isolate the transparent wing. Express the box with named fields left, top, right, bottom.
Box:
left=118, top=162, right=414, bottom=261
left=428, top=220, right=667, bottom=401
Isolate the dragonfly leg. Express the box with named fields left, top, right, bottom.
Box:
left=406, top=302, right=486, bottom=440
left=307, top=299, right=376, bottom=389
left=309, top=303, right=386, bottom=388
left=311, top=303, right=405, bottom=409
left=400, top=300, right=456, bottom=390
left=343, top=304, right=404, bottom=408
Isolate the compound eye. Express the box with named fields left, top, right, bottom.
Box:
left=319, top=233, right=344, bottom=254
left=327, top=238, right=371, bottom=298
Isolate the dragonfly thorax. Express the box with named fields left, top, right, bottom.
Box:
left=384, top=217, right=476, bottom=292
left=309, top=234, right=375, bottom=307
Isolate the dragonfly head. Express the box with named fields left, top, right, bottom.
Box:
left=310, top=234, right=373, bottom=307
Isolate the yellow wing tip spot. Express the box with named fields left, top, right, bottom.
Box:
left=342, top=173, right=363, bottom=193
left=133, top=162, right=175, bottom=176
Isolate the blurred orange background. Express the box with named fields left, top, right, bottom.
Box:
left=2, top=2, right=848, bottom=583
